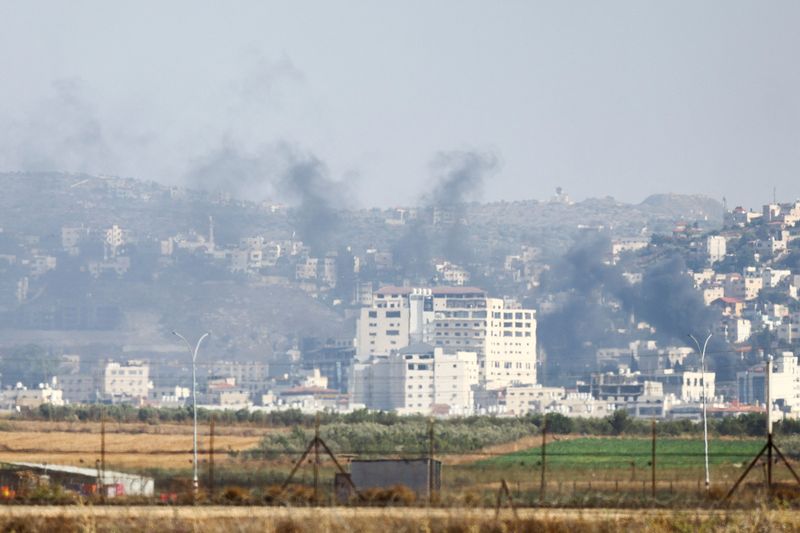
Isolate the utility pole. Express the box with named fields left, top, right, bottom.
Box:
left=100, top=417, right=106, bottom=502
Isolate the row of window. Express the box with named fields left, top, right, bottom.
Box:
left=491, top=312, right=533, bottom=320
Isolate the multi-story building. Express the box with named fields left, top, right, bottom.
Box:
left=723, top=272, right=763, bottom=301
left=737, top=353, right=800, bottom=413
left=355, top=286, right=537, bottom=388
left=209, top=361, right=269, bottom=395
left=56, top=373, right=98, bottom=404
left=352, top=344, right=478, bottom=415
left=101, top=360, right=152, bottom=400
left=640, top=370, right=715, bottom=402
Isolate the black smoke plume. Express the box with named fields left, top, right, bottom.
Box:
left=184, top=142, right=344, bottom=255
left=394, top=149, right=499, bottom=279
left=538, top=234, right=729, bottom=380
left=275, top=147, right=344, bottom=255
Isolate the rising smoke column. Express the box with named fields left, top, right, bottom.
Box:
left=538, top=234, right=731, bottom=380
left=183, top=141, right=274, bottom=199
left=537, top=233, right=634, bottom=377
left=394, top=149, right=499, bottom=279
left=184, top=141, right=345, bottom=255
left=637, top=255, right=732, bottom=378
left=274, top=146, right=344, bottom=256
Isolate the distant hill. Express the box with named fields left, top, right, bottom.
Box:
left=639, top=193, right=724, bottom=221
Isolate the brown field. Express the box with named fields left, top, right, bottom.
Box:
left=0, top=505, right=797, bottom=532
left=0, top=420, right=268, bottom=469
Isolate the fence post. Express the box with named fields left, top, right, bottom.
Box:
left=100, top=416, right=106, bottom=503
left=651, top=418, right=656, bottom=499
left=428, top=417, right=435, bottom=505
left=209, top=414, right=215, bottom=500
left=540, top=414, right=547, bottom=502
left=313, top=414, right=320, bottom=504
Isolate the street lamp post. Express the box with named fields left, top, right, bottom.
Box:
left=689, top=333, right=712, bottom=492
left=173, top=331, right=209, bottom=496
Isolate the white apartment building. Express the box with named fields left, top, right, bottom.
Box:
left=706, top=235, right=727, bottom=264
left=101, top=360, right=152, bottom=400
left=351, top=344, right=478, bottom=416
left=356, top=286, right=537, bottom=388
left=479, top=300, right=537, bottom=388
left=611, top=238, right=649, bottom=263
left=737, top=352, right=800, bottom=413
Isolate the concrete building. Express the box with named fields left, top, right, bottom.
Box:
left=352, top=344, right=478, bottom=416
left=55, top=373, right=97, bottom=404
left=503, top=384, right=566, bottom=415
left=706, top=235, right=727, bottom=264
left=737, top=352, right=800, bottom=414
left=640, top=370, right=715, bottom=402
left=0, top=384, right=64, bottom=410
left=724, top=272, right=763, bottom=301
left=356, top=286, right=538, bottom=388
left=209, top=361, right=269, bottom=395
left=101, top=360, right=152, bottom=401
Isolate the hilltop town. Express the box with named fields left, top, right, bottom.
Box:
left=1, top=172, right=798, bottom=422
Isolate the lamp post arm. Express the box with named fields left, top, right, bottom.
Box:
left=193, top=332, right=210, bottom=363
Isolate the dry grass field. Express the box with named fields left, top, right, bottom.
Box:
left=0, top=505, right=797, bottom=532
left=0, top=420, right=267, bottom=469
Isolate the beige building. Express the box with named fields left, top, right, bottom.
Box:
left=724, top=272, right=763, bottom=301
left=1, top=384, right=64, bottom=409
left=503, top=384, right=565, bottom=415
left=101, top=360, right=152, bottom=400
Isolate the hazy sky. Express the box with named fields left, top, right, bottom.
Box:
left=1, top=1, right=798, bottom=209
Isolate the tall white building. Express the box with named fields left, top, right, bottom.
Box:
left=352, top=344, right=478, bottom=415
left=706, top=235, right=727, bottom=264
left=355, top=286, right=537, bottom=388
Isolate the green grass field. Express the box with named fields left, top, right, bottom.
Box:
left=480, top=437, right=764, bottom=469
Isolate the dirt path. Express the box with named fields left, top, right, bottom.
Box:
left=0, top=505, right=793, bottom=532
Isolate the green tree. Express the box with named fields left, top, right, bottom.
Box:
left=608, top=410, right=633, bottom=436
